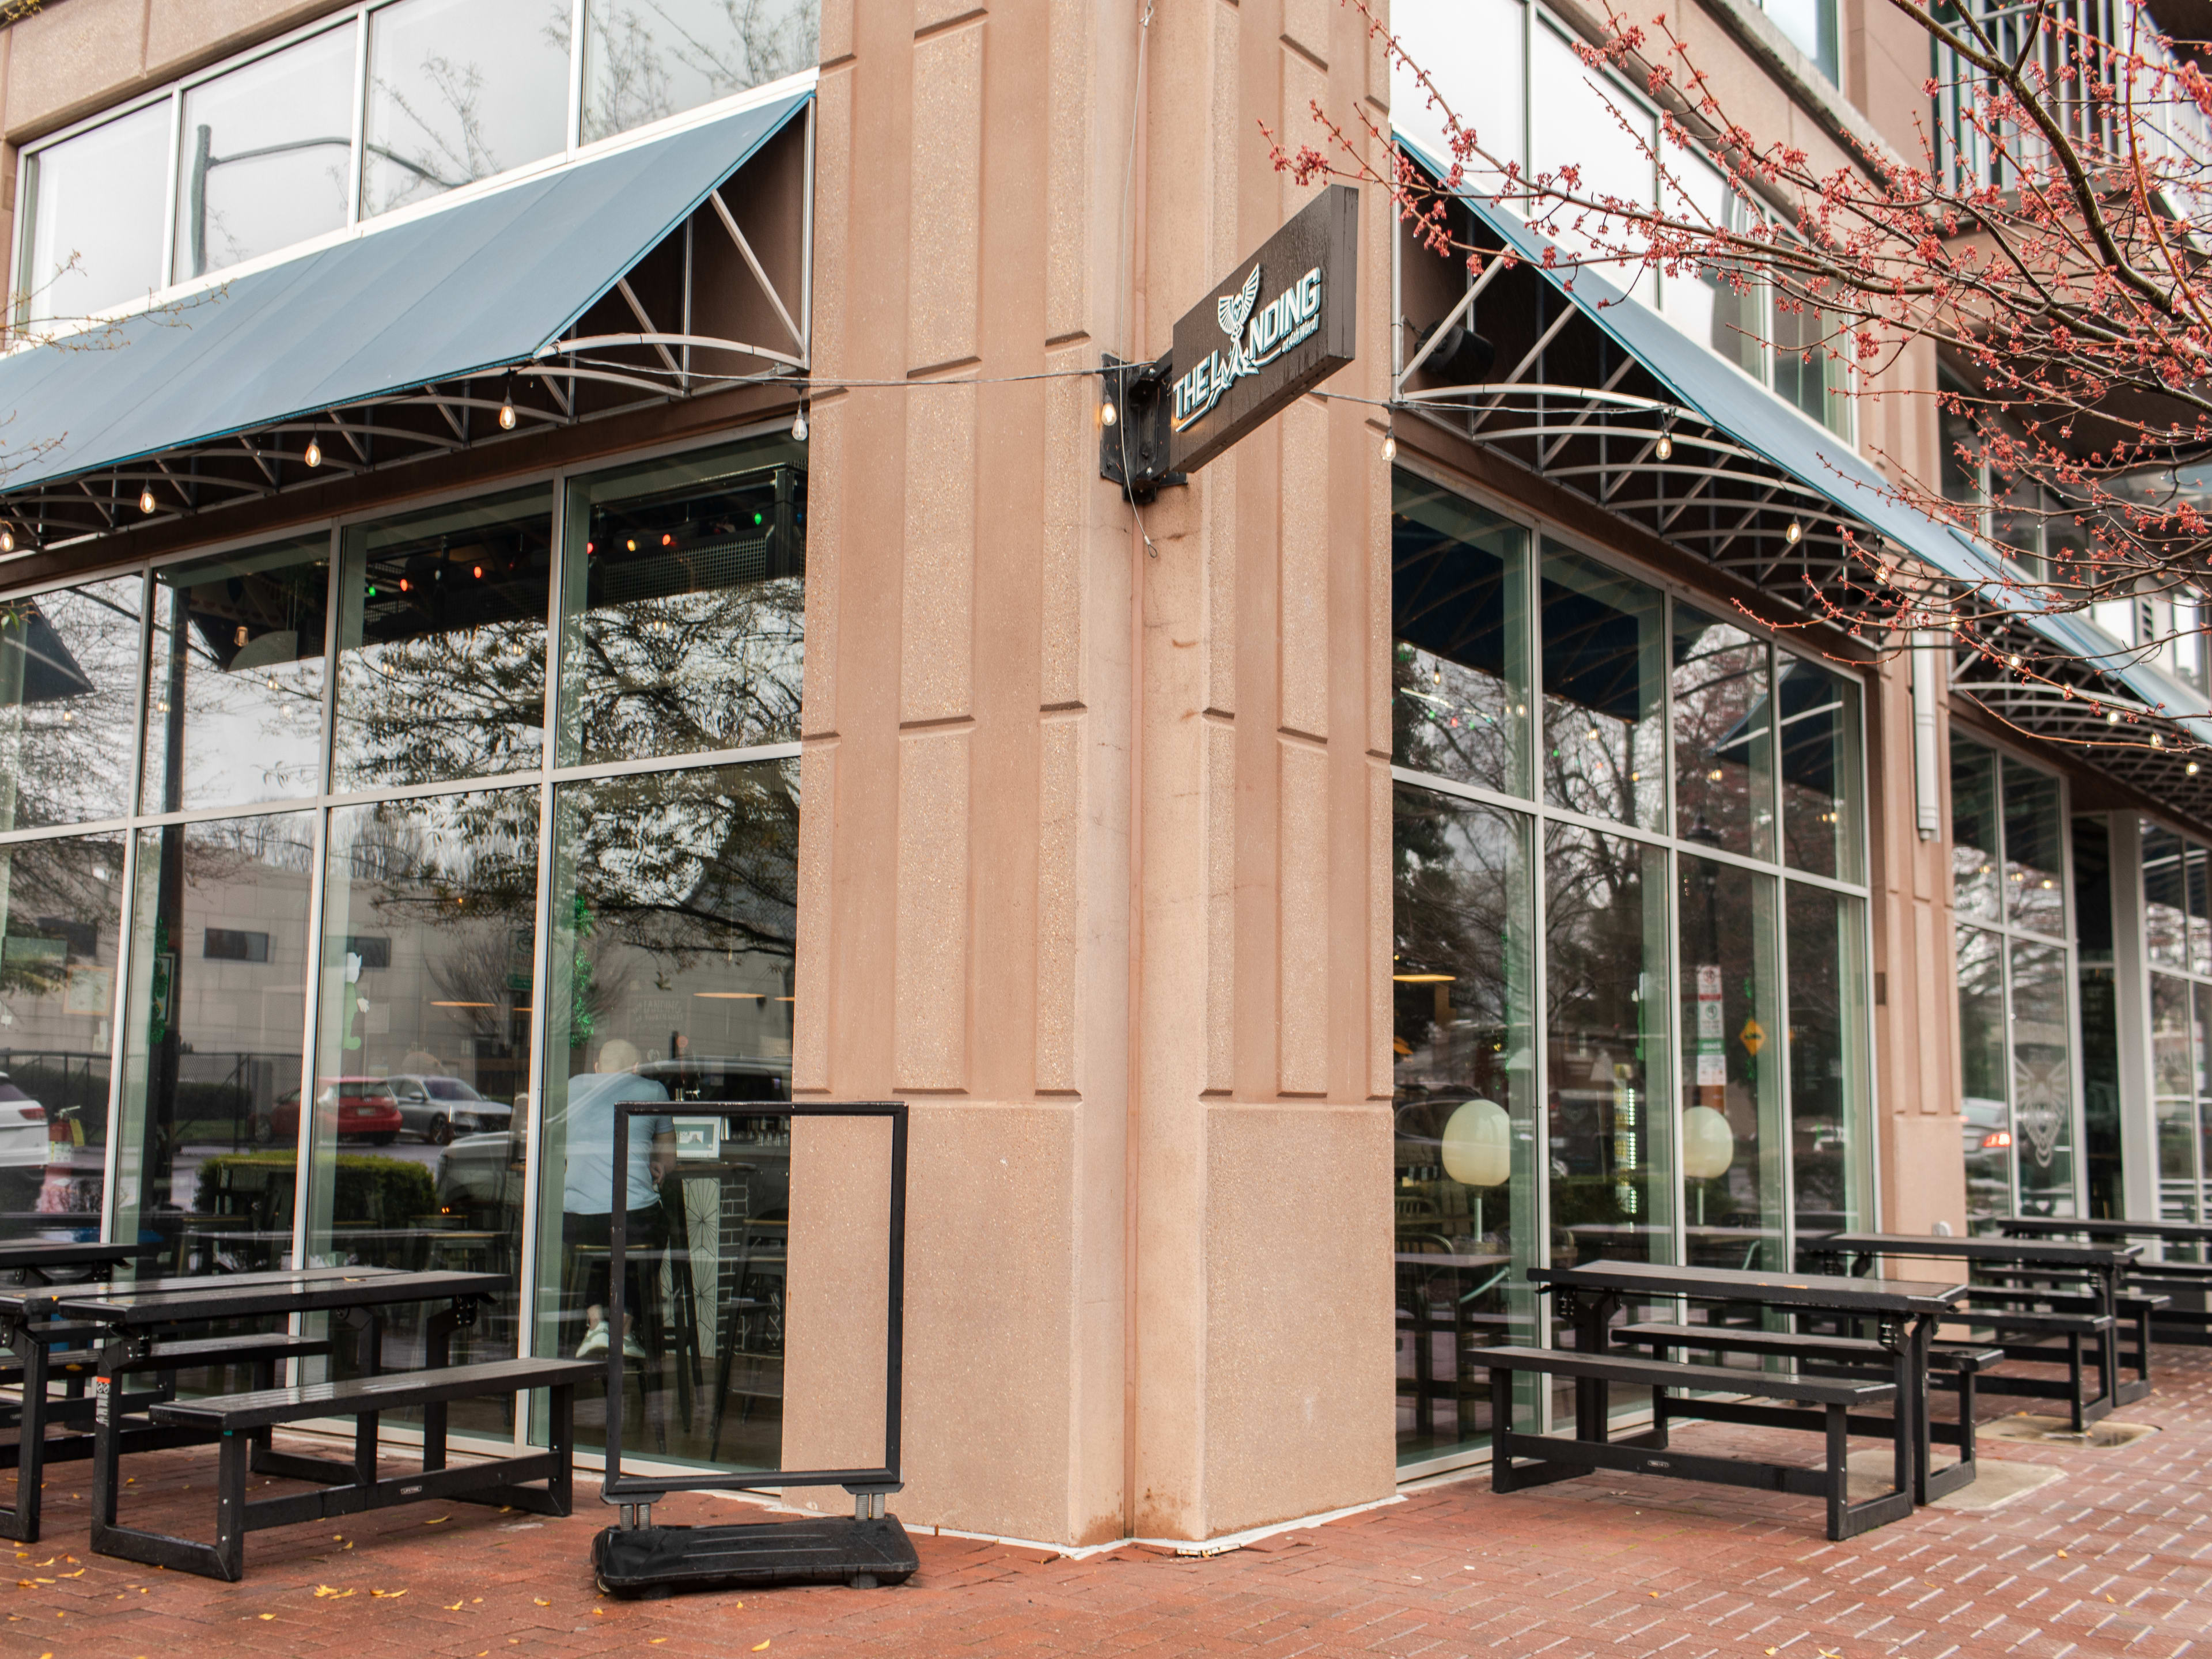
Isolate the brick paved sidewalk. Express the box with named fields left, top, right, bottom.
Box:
left=8, top=1345, right=2210, bottom=1659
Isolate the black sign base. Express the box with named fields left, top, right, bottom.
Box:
left=591, top=1514, right=921, bottom=1596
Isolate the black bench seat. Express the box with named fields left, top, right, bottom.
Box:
left=1480, top=1346, right=1909, bottom=1540
left=1934, top=1305, right=2118, bottom=1427
left=1611, top=1322, right=2000, bottom=1499
left=94, top=1356, right=598, bottom=1580
left=2, top=1328, right=333, bottom=1542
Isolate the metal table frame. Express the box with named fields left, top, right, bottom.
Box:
left=1528, top=1260, right=1971, bottom=1503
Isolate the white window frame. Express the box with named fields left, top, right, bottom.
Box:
left=12, top=0, right=818, bottom=328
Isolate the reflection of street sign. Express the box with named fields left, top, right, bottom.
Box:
left=1739, top=1018, right=1764, bottom=1056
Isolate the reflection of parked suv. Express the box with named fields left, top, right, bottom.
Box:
left=0, top=1074, right=50, bottom=1210
left=388, top=1075, right=512, bottom=1145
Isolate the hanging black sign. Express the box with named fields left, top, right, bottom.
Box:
left=1100, top=184, right=1359, bottom=502
left=1168, top=184, right=1358, bottom=475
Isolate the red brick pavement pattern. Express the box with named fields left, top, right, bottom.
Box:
left=6, top=1345, right=2210, bottom=1659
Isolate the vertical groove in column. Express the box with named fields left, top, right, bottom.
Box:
left=802, top=396, right=843, bottom=738
left=1368, top=755, right=1392, bottom=1100
left=895, top=727, right=972, bottom=1091
left=901, top=380, right=978, bottom=722
left=1206, top=719, right=1237, bottom=1093
left=1277, top=737, right=1329, bottom=1095
left=794, top=740, right=837, bottom=1092
left=1205, top=458, right=1236, bottom=718
left=1045, top=0, right=1089, bottom=340
left=1037, top=714, right=1084, bottom=1092
left=1041, top=345, right=1088, bottom=710
left=908, top=21, right=985, bottom=370
left=1278, top=397, right=1330, bottom=742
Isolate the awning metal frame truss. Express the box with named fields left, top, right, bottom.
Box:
left=3, top=169, right=808, bottom=553
left=1392, top=233, right=2212, bottom=824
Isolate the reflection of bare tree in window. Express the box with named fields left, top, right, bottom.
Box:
left=570, top=577, right=802, bottom=762
left=0, top=579, right=143, bottom=833
left=581, top=0, right=820, bottom=142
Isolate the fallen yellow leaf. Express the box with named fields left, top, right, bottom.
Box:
left=533, top=1597, right=549, bottom=1606
left=259, top=1613, right=275, bottom=1620
left=753, top=1643, right=770, bottom=1653
left=446, top=1600, right=465, bottom=1611
left=58, top=1571, right=83, bottom=1580
left=2058, top=1551, right=2069, bottom=1558
left=425, top=1516, right=450, bottom=1525
left=372, top=1589, right=407, bottom=1599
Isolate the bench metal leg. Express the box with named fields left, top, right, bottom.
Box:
left=0, top=1325, right=51, bottom=1542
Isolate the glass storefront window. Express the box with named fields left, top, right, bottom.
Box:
left=1393, top=480, right=1531, bottom=798
left=533, top=758, right=800, bottom=1469
left=581, top=0, right=818, bottom=143
left=2191, top=846, right=2212, bottom=976
left=1958, top=923, right=2012, bottom=1217
left=1953, top=740, right=2078, bottom=1215
left=307, top=785, right=540, bottom=1433
left=362, top=0, right=571, bottom=219
left=20, top=103, right=169, bottom=323
left=1785, top=882, right=1867, bottom=1237
left=558, top=444, right=806, bottom=768
left=0, top=834, right=124, bottom=1240
left=0, top=576, right=145, bottom=832
left=2009, top=939, right=2075, bottom=1214
left=1539, top=548, right=1664, bottom=830
left=2144, top=823, right=2187, bottom=968
left=1777, top=655, right=1862, bottom=882
left=332, top=487, right=554, bottom=792
left=2002, top=757, right=2065, bottom=935
left=1952, top=741, right=2002, bottom=922
left=1543, top=823, right=1669, bottom=1266
left=175, top=26, right=357, bottom=281
left=112, top=813, right=316, bottom=1270
left=1393, top=784, right=1536, bottom=1466
left=143, top=537, right=329, bottom=813
left=1672, top=607, right=1772, bottom=860
left=1677, top=854, right=1783, bottom=1270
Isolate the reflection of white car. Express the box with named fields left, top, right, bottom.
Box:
left=0, top=1074, right=50, bottom=1209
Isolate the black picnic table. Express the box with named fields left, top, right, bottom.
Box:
left=1529, top=1258, right=1971, bottom=1503
left=1810, top=1231, right=2142, bottom=1418
left=1990, top=1216, right=2212, bottom=1347
left=52, top=1267, right=509, bottom=1565
left=1, top=1265, right=419, bottom=1540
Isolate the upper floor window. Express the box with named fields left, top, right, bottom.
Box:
left=1757, top=0, right=1838, bottom=82
left=14, top=0, right=818, bottom=323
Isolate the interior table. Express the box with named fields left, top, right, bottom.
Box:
left=1529, top=1258, right=1971, bottom=1502
left=1810, top=1232, right=2141, bottom=1415
left=0, top=1238, right=162, bottom=1281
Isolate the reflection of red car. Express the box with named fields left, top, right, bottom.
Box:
left=253, top=1078, right=402, bottom=1146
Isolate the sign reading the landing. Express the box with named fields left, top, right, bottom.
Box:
left=1167, top=184, right=1358, bottom=475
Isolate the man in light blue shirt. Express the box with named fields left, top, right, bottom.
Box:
left=558, top=1037, right=676, bottom=1359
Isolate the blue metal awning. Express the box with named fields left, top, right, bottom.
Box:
left=1392, top=144, right=2212, bottom=797
left=1457, top=193, right=2212, bottom=743
left=0, top=87, right=810, bottom=546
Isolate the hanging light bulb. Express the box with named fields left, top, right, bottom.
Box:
left=1784, top=520, right=1803, bottom=544
left=1381, top=432, right=1397, bottom=461
left=2008, top=653, right=2021, bottom=668
left=0, top=527, right=13, bottom=554
left=1098, top=398, right=1118, bottom=429
left=2107, top=710, right=2121, bottom=725
left=1654, top=432, right=1673, bottom=461
left=498, top=375, right=518, bottom=430
left=2190, top=760, right=2202, bottom=775
left=304, top=437, right=323, bottom=468
left=139, top=487, right=157, bottom=515
left=791, top=407, right=809, bottom=442
left=2153, top=733, right=2165, bottom=748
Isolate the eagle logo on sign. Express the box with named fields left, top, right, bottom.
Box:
left=1217, top=264, right=1263, bottom=343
